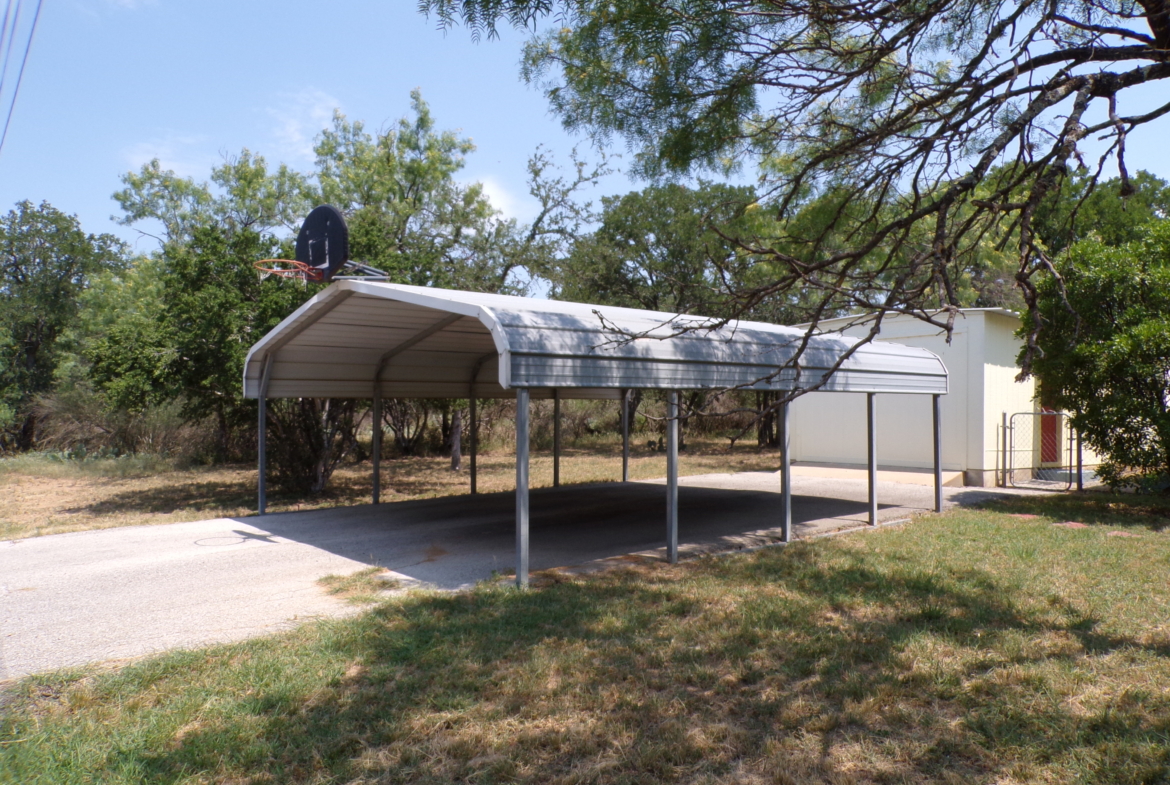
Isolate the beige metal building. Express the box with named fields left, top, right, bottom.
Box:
left=789, top=309, right=1038, bottom=487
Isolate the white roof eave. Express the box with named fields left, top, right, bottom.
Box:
left=242, top=282, right=948, bottom=399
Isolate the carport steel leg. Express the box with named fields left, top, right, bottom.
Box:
left=470, top=395, right=478, bottom=494
left=667, top=390, right=679, bottom=564
left=867, top=392, right=877, bottom=526
left=621, top=388, right=630, bottom=482
left=372, top=392, right=382, bottom=504
left=932, top=393, right=942, bottom=513
left=553, top=389, right=561, bottom=488
left=780, top=399, right=791, bottom=543
left=257, top=354, right=273, bottom=515
left=516, top=388, right=530, bottom=588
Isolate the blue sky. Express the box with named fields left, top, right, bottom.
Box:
left=0, top=0, right=632, bottom=251
left=1, top=0, right=1167, bottom=254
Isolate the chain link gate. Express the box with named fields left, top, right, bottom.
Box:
left=1006, top=411, right=1074, bottom=490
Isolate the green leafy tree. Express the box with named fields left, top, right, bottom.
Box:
left=424, top=0, right=1170, bottom=372
left=87, top=226, right=365, bottom=493
left=550, top=182, right=760, bottom=317
left=1035, top=171, right=1170, bottom=256
left=0, top=201, right=125, bottom=451
left=87, top=228, right=313, bottom=452
left=114, top=151, right=310, bottom=245
left=1026, top=220, right=1170, bottom=488
left=101, top=94, right=609, bottom=486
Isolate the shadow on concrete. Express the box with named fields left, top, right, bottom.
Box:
left=233, top=479, right=914, bottom=590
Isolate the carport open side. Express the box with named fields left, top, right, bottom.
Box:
left=243, top=281, right=949, bottom=586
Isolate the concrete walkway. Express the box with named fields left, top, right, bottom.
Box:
left=0, top=473, right=1034, bottom=680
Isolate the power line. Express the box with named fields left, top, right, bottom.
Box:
left=0, top=0, right=40, bottom=159
left=0, top=0, right=23, bottom=103
left=0, top=0, right=16, bottom=59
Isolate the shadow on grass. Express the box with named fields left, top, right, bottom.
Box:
left=59, top=471, right=375, bottom=518
left=978, top=491, right=1170, bottom=532
left=11, top=534, right=1166, bottom=784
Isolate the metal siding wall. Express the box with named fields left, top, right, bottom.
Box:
left=509, top=355, right=947, bottom=395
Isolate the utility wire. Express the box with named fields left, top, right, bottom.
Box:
left=0, top=0, right=15, bottom=59
left=0, top=0, right=41, bottom=159
left=0, top=1, right=23, bottom=104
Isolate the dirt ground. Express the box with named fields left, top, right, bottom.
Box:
left=0, top=440, right=784, bottom=541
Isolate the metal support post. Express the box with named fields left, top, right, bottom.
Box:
left=258, top=396, right=267, bottom=515
left=553, top=389, right=561, bottom=488
left=666, top=390, right=679, bottom=564
left=867, top=392, right=877, bottom=526
left=257, top=354, right=273, bottom=515
left=470, top=394, right=478, bottom=494
left=515, top=388, right=530, bottom=588
left=932, top=394, right=942, bottom=513
left=780, top=399, right=792, bottom=543
left=621, top=388, right=630, bottom=482
left=372, top=391, right=382, bottom=504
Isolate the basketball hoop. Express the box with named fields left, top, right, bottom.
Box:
left=252, top=206, right=390, bottom=283
left=253, top=259, right=324, bottom=281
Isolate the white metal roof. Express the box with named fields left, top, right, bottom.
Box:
left=798, top=307, right=1021, bottom=332
left=242, top=281, right=948, bottom=400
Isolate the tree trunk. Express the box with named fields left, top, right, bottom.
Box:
left=16, top=411, right=37, bottom=451
left=450, top=409, right=462, bottom=471
left=215, top=403, right=230, bottom=461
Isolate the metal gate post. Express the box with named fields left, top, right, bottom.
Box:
left=1001, top=412, right=1008, bottom=487
left=666, top=390, right=679, bottom=563
left=780, top=399, right=792, bottom=543
left=1076, top=428, right=1084, bottom=492
left=867, top=393, right=877, bottom=525
left=516, top=388, right=530, bottom=588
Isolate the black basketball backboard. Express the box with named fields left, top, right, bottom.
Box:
left=295, top=205, right=349, bottom=281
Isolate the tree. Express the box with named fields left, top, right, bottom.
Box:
left=88, top=228, right=313, bottom=451
left=424, top=0, right=1170, bottom=374
left=1026, top=220, right=1170, bottom=488
left=549, top=182, right=761, bottom=317
left=102, top=93, right=609, bottom=485
left=0, top=202, right=125, bottom=451
left=1035, top=170, right=1170, bottom=255
left=113, top=151, right=309, bottom=246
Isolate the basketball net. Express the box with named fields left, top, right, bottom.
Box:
left=253, top=259, right=325, bottom=282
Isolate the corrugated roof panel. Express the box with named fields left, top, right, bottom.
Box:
left=243, top=281, right=947, bottom=399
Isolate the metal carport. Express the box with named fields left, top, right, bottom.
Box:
left=243, top=280, right=948, bottom=586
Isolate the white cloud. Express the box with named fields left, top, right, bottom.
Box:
left=475, top=176, right=538, bottom=221
left=267, top=88, right=340, bottom=164
left=121, top=134, right=215, bottom=178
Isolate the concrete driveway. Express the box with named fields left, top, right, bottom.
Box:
left=0, top=472, right=1025, bottom=680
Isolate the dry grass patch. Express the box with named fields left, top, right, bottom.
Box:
left=316, top=567, right=398, bottom=605
left=0, top=437, right=782, bottom=540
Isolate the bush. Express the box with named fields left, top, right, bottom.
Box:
left=1027, top=220, right=1170, bottom=489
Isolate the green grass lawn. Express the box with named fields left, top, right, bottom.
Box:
left=3, top=493, right=1170, bottom=784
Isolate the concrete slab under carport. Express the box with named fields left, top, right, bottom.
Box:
left=0, top=472, right=1027, bottom=680
left=184, top=471, right=1000, bottom=591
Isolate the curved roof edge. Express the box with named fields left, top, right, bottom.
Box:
left=243, top=282, right=948, bottom=399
